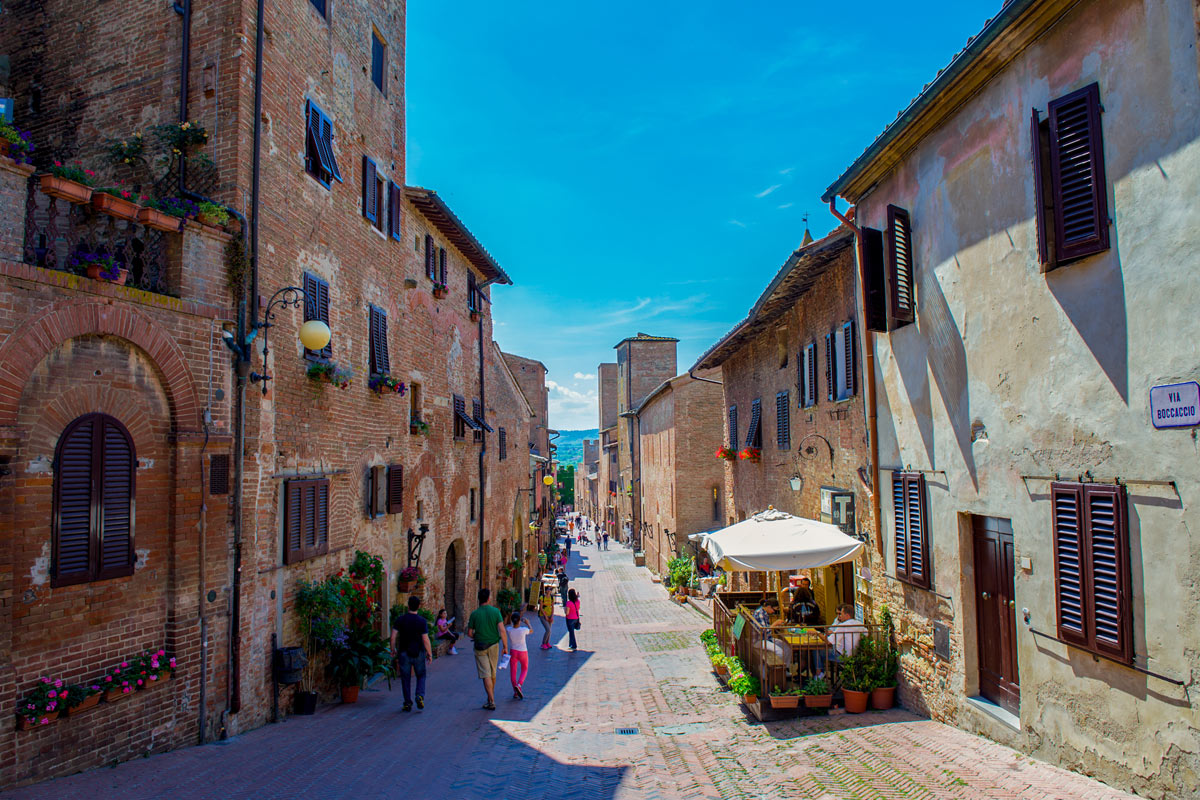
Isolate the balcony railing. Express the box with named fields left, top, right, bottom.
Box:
left=22, top=177, right=173, bottom=296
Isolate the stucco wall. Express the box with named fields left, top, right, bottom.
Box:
left=854, top=0, right=1200, bottom=795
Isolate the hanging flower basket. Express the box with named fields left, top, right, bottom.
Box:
left=91, top=186, right=140, bottom=221
left=432, top=282, right=448, bottom=299
left=307, top=361, right=353, bottom=389
left=715, top=446, right=736, bottom=461
left=40, top=174, right=93, bottom=204
left=136, top=206, right=184, bottom=232
left=368, top=374, right=407, bottom=396
left=409, top=419, right=430, bottom=436
left=738, top=447, right=761, bottom=463
left=16, top=711, right=59, bottom=730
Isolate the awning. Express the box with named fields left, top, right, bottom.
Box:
left=694, top=507, right=863, bottom=572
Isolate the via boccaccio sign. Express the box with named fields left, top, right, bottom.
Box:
left=1150, top=381, right=1200, bottom=429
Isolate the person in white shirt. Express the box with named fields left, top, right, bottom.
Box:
left=816, top=603, right=867, bottom=677
left=505, top=612, right=533, bottom=699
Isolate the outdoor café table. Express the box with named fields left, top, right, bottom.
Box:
left=780, top=627, right=826, bottom=674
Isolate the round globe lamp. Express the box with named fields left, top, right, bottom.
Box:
left=298, top=320, right=331, bottom=351
left=543, top=475, right=554, bottom=486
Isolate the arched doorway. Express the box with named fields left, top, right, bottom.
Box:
left=444, top=540, right=466, bottom=626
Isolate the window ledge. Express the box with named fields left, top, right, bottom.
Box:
left=965, top=695, right=1020, bottom=732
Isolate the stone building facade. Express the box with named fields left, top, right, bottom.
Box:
left=694, top=228, right=875, bottom=615
left=596, top=362, right=619, bottom=535
left=823, top=0, right=1200, bottom=795
left=501, top=352, right=551, bottom=572
left=635, top=372, right=725, bottom=577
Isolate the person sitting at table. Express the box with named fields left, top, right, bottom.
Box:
left=751, top=597, right=791, bottom=664
left=815, top=603, right=866, bottom=677
left=788, top=586, right=822, bottom=626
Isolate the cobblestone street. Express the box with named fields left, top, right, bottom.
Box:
left=5, top=545, right=1136, bottom=800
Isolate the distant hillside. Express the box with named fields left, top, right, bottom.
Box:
left=554, top=428, right=599, bottom=466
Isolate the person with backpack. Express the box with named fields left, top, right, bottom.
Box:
left=789, top=586, right=822, bottom=626
left=564, top=589, right=581, bottom=651
left=390, top=595, right=432, bottom=712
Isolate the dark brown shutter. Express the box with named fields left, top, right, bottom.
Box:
left=804, top=343, right=817, bottom=407
left=892, top=475, right=909, bottom=582
left=387, top=465, right=403, bottom=514
left=362, top=157, right=378, bottom=223
left=886, top=205, right=915, bottom=325
left=745, top=399, right=762, bottom=449
left=53, top=417, right=96, bottom=585
left=728, top=405, right=737, bottom=448
left=388, top=181, right=402, bottom=241
left=305, top=101, right=321, bottom=179
left=467, top=273, right=477, bottom=311
left=775, top=391, right=790, bottom=449
left=320, top=112, right=341, bottom=182
left=317, top=279, right=331, bottom=359
left=303, top=273, right=332, bottom=360
left=842, top=321, right=856, bottom=397
left=860, top=227, right=889, bottom=332
left=284, top=481, right=304, bottom=564
left=1051, top=483, right=1088, bottom=647
left=425, top=235, right=435, bottom=280
left=472, top=399, right=483, bottom=442
left=285, top=479, right=329, bottom=563
left=1048, top=83, right=1109, bottom=263
left=313, top=481, right=329, bottom=557
left=369, top=306, right=389, bottom=375
left=824, top=332, right=835, bottom=402
left=1083, top=484, right=1132, bottom=662
left=1030, top=109, right=1051, bottom=268
left=499, top=427, right=507, bottom=461
left=97, top=417, right=135, bottom=579
left=210, top=454, right=230, bottom=496
left=904, top=473, right=929, bottom=588
left=438, top=248, right=447, bottom=285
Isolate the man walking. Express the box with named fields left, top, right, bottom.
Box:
left=564, top=532, right=572, bottom=560
left=602, top=529, right=609, bottom=551
left=467, top=588, right=508, bottom=711
left=391, top=595, right=432, bottom=712
left=557, top=567, right=569, bottom=610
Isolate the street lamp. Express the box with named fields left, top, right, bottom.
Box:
left=222, top=285, right=331, bottom=394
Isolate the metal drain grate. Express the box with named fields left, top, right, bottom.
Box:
left=615, top=727, right=640, bottom=735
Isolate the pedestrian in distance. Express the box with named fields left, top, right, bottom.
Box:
left=435, top=609, right=459, bottom=655
left=565, top=589, right=582, bottom=651
left=602, top=530, right=609, bottom=551
left=390, top=595, right=432, bottom=712
left=538, top=588, right=554, bottom=650
left=505, top=612, right=533, bottom=699
left=557, top=567, right=569, bottom=610
left=564, top=533, right=572, bottom=560
left=467, top=588, right=508, bottom=711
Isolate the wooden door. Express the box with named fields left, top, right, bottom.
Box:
left=972, top=516, right=1019, bottom=714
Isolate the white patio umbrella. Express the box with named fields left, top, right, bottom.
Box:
left=693, top=507, right=863, bottom=572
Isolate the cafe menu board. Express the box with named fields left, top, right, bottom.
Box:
left=731, top=612, right=747, bottom=640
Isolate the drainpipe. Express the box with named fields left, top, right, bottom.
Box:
left=477, top=280, right=495, bottom=590
left=688, top=369, right=721, bottom=385
left=828, top=198, right=884, bottom=556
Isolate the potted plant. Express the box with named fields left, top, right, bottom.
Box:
left=71, top=250, right=128, bottom=285
left=871, top=607, right=899, bottom=710
left=711, top=653, right=728, bottom=677
left=307, top=360, right=353, bottom=389
left=294, top=576, right=351, bottom=714
left=0, top=120, right=34, bottom=164
left=196, top=201, right=230, bottom=229
left=63, top=683, right=103, bottom=716
left=769, top=684, right=802, bottom=709
left=15, top=678, right=68, bottom=729
left=839, top=643, right=874, bottom=713
left=40, top=161, right=96, bottom=204
left=105, top=131, right=145, bottom=167
left=431, top=281, right=448, bottom=299
left=328, top=627, right=393, bottom=703
left=368, top=374, right=406, bottom=396
left=137, top=195, right=196, bottom=232
left=138, top=649, right=176, bottom=689
left=738, top=447, right=762, bottom=463
left=101, top=658, right=139, bottom=702
left=91, top=183, right=140, bottom=220
left=153, top=120, right=209, bottom=159
left=728, top=670, right=760, bottom=705
left=397, top=566, right=421, bottom=593
left=714, top=446, right=736, bottom=461
left=800, top=675, right=833, bottom=709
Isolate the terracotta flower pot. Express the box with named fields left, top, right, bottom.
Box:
left=143, top=670, right=171, bottom=689
left=741, top=694, right=758, bottom=706
left=196, top=213, right=225, bottom=229
left=0, top=141, right=9, bottom=159
left=85, top=265, right=128, bottom=285
left=842, top=689, right=870, bottom=713
left=769, top=694, right=801, bottom=709
left=40, top=174, right=93, bottom=204
left=432, top=287, right=447, bottom=299
left=870, top=686, right=895, bottom=710
left=340, top=686, right=360, bottom=704
left=105, top=687, right=134, bottom=703
left=715, top=664, right=728, bottom=676
left=16, top=711, right=59, bottom=730
left=68, top=694, right=102, bottom=715
left=91, top=192, right=140, bottom=221
left=803, top=693, right=833, bottom=709
left=136, top=207, right=184, bottom=233
left=397, top=579, right=414, bottom=593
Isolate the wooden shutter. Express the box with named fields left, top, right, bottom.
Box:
left=53, top=417, right=97, bottom=586
left=362, top=157, right=378, bottom=223
left=860, top=227, right=889, bottom=332
left=305, top=101, right=323, bottom=181
left=319, top=110, right=341, bottom=182
left=425, top=235, right=435, bottom=280
left=892, top=475, right=909, bottom=582
left=824, top=332, right=835, bottom=402
left=499, top=427, right=507, bottom=461
left=1051, top=483, right=1088, bottom=647
left=745, top=399, right=762, bottom=449
left=284, top=478, right=329, bottom=563
left=97, top=418, right=135, bottom=579
left=842, top=320, right=857, bottom=398
left=1083, top=484, right=1131, bottom=662
left=369, top=305, right=389, bottom=375
left=453, top=394, right=467, bottom=439
left=893, top=472, right=929, bottom=589
left=388, top=181, right=402, bottom=241
left=284, top=480, right=304, bottom=563
left=386, top=465, right=403, bottom=514
left=438, top=248, right=447, bottom=285
left=1030, top=109, right=1051, bottom=268
left=886, top=205, right=915, bottom=325
left=467, top=273, right=477, bottom=312
left=1048, top=83, right=1109, bottom=263
left=303, top=273, right=332, bottom=360
left=775, top=391, right=790, bottom=449
left=209, top=454, right=230, bottom=496
left=472, top=399, right=483, bottom=442
left=728, top=405, right=737, bottom=448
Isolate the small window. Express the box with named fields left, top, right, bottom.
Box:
left=367, top=464, right=386, bottom=519
left=368, top=305, right=389, bottom=377
left=860, top=228, right=888, bottom=332
left=53, top=413, right=136, bottom=587
left=893, top=472, right=930, bottom=589
left=467, top=273, right=478, bottom=313
left=775, top=391, right=790, bottom=449
left=1032, top=83, right=1110, bottom=269
left=209, top=453, right=230, bottom=496
left=410, top=382, right=422, bottom=423
left=362, top=156, right=380, bottom=226
left=424, top=235, right=436, bottom=280
left=472, top=400, right=483, bottom=443
left=712, top=487, right=720, bottom=521
left=799, top=343, right=818, bottom=408
left=498, top=427, right=507, bottom=461
left=727, top=405, right=738, bottom=448
left=886, top=205, right=915, bottom=327
left=283, top=478, right=330, bottom=564
left=303, top=272, right=332, bottom=360
left=452, top=394, right=480, bottom=440
left=370, top=28, right=387, bottom=95
left=1051, top=482, right=1132, bottom=663
left=388, top=180, right=402, bottom=241
left=744, top=399, right=762, bottom=449
left=416, top=499, right=424, bottom=520
left=304, top=100, right=341, bottom=187
left=469, top=488, right=477, bottom=522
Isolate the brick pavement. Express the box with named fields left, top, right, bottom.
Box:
left=3, top=542, right=1136, bottom=800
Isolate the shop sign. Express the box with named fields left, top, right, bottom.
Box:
left=1150, top=381, right=1200, bottom=429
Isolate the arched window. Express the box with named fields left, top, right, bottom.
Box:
left=53, top=413, right=136, bottom=586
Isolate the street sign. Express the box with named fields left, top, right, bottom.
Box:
left=1150, top=381, right=1200, bottom=429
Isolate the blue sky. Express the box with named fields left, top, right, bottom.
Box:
left=406, top=1, right=1001, bottom=430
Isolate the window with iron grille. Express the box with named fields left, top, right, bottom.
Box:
left=52, top=413, right=136, bottom=587
left=283, top=478, right=330, bottom=564
left=304, top=100, right=341, bottom=188
left=892, top=472, right=930, bottom=589
left=775, top=391, right=790, bottom=449
left=368, top=305, right=389, bottom=377
left=1051, top=482, right=1132, bottom=663
left=1032, top=83, right=1110, bottom=269
left=209, top=454, right=230, bottom=496
left=886, top=205, right=915, bottom=327
left=303, top=272, right=332, bottom=361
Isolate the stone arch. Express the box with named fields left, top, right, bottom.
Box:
left=0, top=300, right=201, bottom=430
left=444, top=538, right=467, bottom=627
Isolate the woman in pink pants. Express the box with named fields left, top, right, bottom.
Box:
left=505, top=612, right=532, bottom=699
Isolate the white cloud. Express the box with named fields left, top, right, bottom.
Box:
left=779, top=167, right=795, bottom=175
left=545, top=380, right=596, bottom=403
left=755, top=184, right=782, bottom=198
left=777, top=202, right=794, bottom=209
left=573, top=372, right=595, bottom=380
left=728, top=219, right=747, bottom=228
